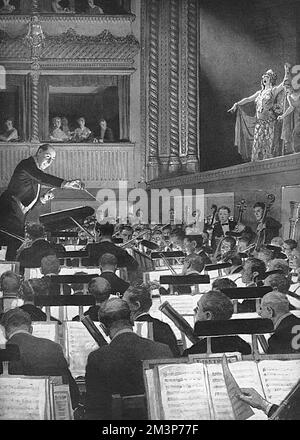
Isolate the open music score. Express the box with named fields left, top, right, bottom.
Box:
left=144, top=357, right=300, bottom=420
left=0, top=377, right=49, bottom=420
left=64, top=321, right=153, bottom=378
left=32, top=322, right=58, bottom=343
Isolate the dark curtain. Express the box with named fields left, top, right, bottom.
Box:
left=117, top=75, right=130, bottom=140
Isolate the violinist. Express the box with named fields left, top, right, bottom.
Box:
left=253, top=202, right=282, bottom=244
left=16, top=223, right=58, bottom=273
left=211, top=206, right=236, bottom=250
left=183, top=234, right=212, bottom=265
left=213, top=236, right=237, bottom=263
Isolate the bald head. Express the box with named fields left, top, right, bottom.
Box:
left=88, top=277, right=111, bottom=303
left=98, top=298, right=132, bottom=330
left=260, top=291, right=290, bottom=322
left=36, top=144, right=56, bottom=171
left=262, top=291, right=289, bottom=309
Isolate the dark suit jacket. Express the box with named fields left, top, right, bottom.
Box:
left=6, top=156, right=64, bottom=208
left=211, top=220, right=237, bottom=250
left=257, top=217, right=282, bottom=244
left=85, top=332, right=173, bottom=419
left=86, top=241, right=138, bottom=270
left=95, top=127, right=114, bottom=143
left=2, top=332, right=79, bottom=408
left=267, top=314, right=300, bottom=354
left=135, top=314, right=180, bottom=356
left=183, top=335, right=252, bottom=357
left=17, top=239, right=58, bottom=271
left=100, top=271, right=130, bottom=296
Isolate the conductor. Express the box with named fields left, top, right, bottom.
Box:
left=0, top=144, right=84, bottom=261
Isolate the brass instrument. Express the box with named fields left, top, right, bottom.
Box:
left=289, top=201, right=300, bottom=240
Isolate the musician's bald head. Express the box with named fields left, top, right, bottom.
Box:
left=98, top=298, right=132, bottom=332
left=36, top=144, right=56, bottom=171
left=88, top=277, right=111, bottom=304
left=40, top=255, right=61, bottom=275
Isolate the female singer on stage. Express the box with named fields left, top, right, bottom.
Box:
left=228, top=63, right=290, bottom=161
left=0, top=144, right=84, bottom=260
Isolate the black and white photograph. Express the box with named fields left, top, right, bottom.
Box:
left=0, top=0, right=299, bottom=427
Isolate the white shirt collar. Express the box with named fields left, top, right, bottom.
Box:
left=8, top=329, right=31, bottom=340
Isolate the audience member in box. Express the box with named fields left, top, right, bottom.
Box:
left=0, top=118, right=18, bottom=142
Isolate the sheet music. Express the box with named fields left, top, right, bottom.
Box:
left=228, top=361, right=267, bottom=420
left=157, top=363, right=212, bottom=420
left=134, top=322, right=151, bottom=339
left=64, top=322, right=99, bottom=378
left=205, top=362, right=235, bottom=420
left=0, top=377, right=47, bottom=420
left=0, top=324, right=6, bottom=346
left=222, top=358, right=254, bottom=420
left=144, top=369, right=160, bottom=420
left=258, top=359, right=300, bottom=405
left=53, top=384, right=73, bottom=420
left=32, top=322, right=58, bottom=342
left=162, top=295, right=200, bottom=316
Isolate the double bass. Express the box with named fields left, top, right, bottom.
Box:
left=254, top=194, right=275, bottom=251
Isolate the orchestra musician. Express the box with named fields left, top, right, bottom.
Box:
left=253, top=202, right=282, bottom=244
left=211, top=206, right=236, bottom=250
left=0, top=144, right=84, bottom=261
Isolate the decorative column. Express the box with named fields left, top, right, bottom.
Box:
left=168, top=0, right=181, bottom=174
left=147, top=0, right=160, bottom=181
left=186, top=0, right=199, bottom=172
left=30, top=68, right=40, bottom=143
left=24, top=16, right=45, bottom=144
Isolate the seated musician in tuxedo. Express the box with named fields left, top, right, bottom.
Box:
left=211, top=206, right=236, bottom=251
left=72, top=277, right=111, bottom=321
left=256, top=246, right=275, bottom=271
left=40, top=255, right=71, bottom=295
left=182, top=291, right=251, bottom=356
left=181, top=254, right=205, bottom=275
left=211, top=277, right=237, bottom=291
left=259, top=291, right=300, bottom=354
left=99, top=253, right=129, bottom=297
left=183, top=234, right=211, bottom=265
left=0, top=308, right=80, bottom=410
left=169, top=228, right=185, bottom=251
left=17, top=222, right=58, bottom=273
left=123, top=284, right=180, bottom=356
left=267, top=259, right=290, bottom=276
left=253, top=202, right=282, bottom=244
left=19, top=278, right=61, bottom=323
left=283, top=239, right=298, bottom=260
left=86, top=222, right=138, bottom=274
left=238, top=257, right=267, bottom=313
left=0, top=271, right=22, bottom=316
left=84, top=298, right=173, bottom=420
left=264, top=273, right=296, bottom=310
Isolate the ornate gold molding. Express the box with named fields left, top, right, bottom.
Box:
left=0, top=15, right=136, bottom=24
left=0, top=27, right=140, bottom=64
left=149, top=153, right=300, bottom=188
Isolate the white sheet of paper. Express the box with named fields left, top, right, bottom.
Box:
left=258, top=359, right=300, bottom=405
left=158, top=363, right=212, bottom=420
left=0, top=377, right=47, bottom=420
